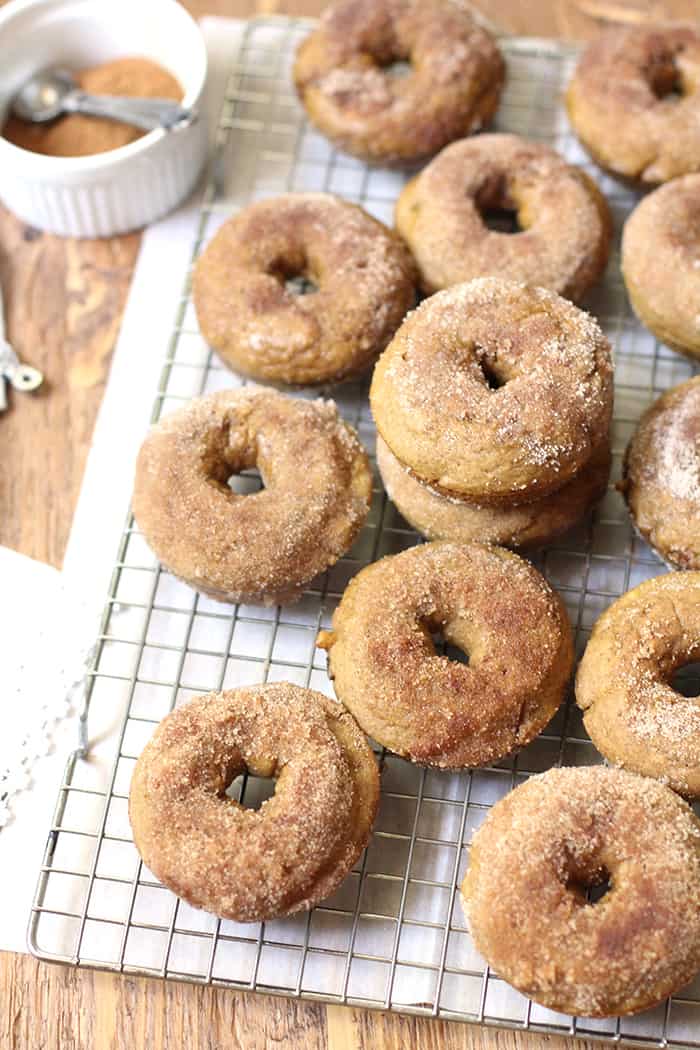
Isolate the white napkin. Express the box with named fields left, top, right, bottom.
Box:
left=0, top=16, right=245, bottom=953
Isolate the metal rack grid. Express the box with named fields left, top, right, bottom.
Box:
left=28, top=17, right=700, bottom=1048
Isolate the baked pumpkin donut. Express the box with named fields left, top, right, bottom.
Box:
left=621, top=377, right=700, bottom=569
left=370, top=278, right=614, bottom=505
left=576, top=572, right=700, bottom=797
left=293, top=0, right=505, bottom=166
left=129, top=683, right=380, bottom=922
left=567, top=23, right=700, bottom=184
left=192, top=194, right=416, bottom=386
left=395, top=133, right=611, bottom=299
left=462, top=766, right=700, bottom=1017
left=377, top=435, right=611, bottom=549
left=132, top=389, right=372, bottom=605
left=317, top=542, right=573, bottom=768
left=622, top=175, right=700, bottom=358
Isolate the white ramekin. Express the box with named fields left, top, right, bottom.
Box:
left=0, top=0, right=209, bottom=238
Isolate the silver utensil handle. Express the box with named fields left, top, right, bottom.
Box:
left=63, top=91, right=194, bottom=131
left=0, top=275, right=6, bottom=345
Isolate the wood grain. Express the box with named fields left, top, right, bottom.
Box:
left=1, top=1, right=697, bottom=1048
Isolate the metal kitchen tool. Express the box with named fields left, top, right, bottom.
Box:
left=0, top=275, right=42, bottom=411
left=11, top=68, right=195, bottom=133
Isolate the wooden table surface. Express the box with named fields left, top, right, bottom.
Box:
left=0, top=1, right=695, bottom=1047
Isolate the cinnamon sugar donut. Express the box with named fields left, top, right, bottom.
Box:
left=462, top=766, right=700, bottom=1017
left=317, top=542, right=573, bottom=768
left=395, top=134, right=611, bottom=299
left=622, top=377, right=700, bottom=569
left=576, top=572, right=700, bottom=797
left=129, top=683, right=380, bottom=922
left=622, top=176, right=700, bottom=358
left=370, top=278, right=614, bottom=506
left=132, top=389, right=371, bottom=605
left=567, top=23, right=700, bottom=184
left=192, top=194, right=416, bottom=386
left=293, top=0, right=504, bottom=166
left=377, top=435, right=611, bottom=549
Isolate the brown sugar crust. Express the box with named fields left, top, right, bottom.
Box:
left=317, top=542, right=573, bottom=768
left=462, top=766, right=700, bottom=1017
left=622, top=176, right=700, bottom=358
left=566, top=23, right=700, bottom=185
left=192, top=194, right=417, bottom=386
left=370, top=278, right=614, bottom=506
left=292, top=0, right=505, bottom=166
left=2, top=57, right=182, bottom=158
left=395, top=133, right=611, bottom=300
left=129, top=683, right=380, bottom=922
left=377, top=434, right=611, bottom=549
left=132, top=388, right=372, bottom=606
left=576, top=572, right=700, bottom=797
left=621, top=377, right=700, bottom=570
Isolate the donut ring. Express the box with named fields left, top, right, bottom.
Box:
left=129, top=684, right=380, bottom=922
left=192, top=194, right=416, bottom=386
left=370, top=278, right=614, bottom=505
left=567, top=23, right=700, bottom=184
left=622, top=175, right=700, bottom=358
left=462, top=766, right=700, bottom=1017
left=132, top=389, right=372, bottom=605
left=576, top=572, right=700, bottom=797
left=621, top=377, right=700, bottom=570
left=317, top=542, right=573, bottom=768
left=293, top=0, right=505, bottom=166
left=377, top=435, right=611, bottom=549
left=395, top=133, right=611, bottom=300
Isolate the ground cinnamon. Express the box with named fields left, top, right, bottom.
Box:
left=2, top=56, right=182, bottom=157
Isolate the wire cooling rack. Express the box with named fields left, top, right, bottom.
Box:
left=28, top=16, right=700, bottom=1049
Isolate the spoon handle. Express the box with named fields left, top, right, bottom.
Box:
left=63, top=91, right=195, bottom=132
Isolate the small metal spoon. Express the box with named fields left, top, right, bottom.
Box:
left=11, top=68, right=195, bottom=132
left=0, top=276, right=43, bottom=412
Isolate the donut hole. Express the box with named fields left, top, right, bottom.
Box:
left=565, top=865, right=612, bottom=906
left=473, top=347, right=510, bottom=391
left=225, top=770, right=276, bottom=811
left=480, top=206, right=521, bottom=235
left=368, top=40, right=413, bottom=79
left=383, top=59, right=412, bottom=80
left=425, top=622, right=470, bottom=665
left=227, top=467, right=264, bottom=496
left=670, top=660, right=700, bottom=698
left=474, top=176, right=522, bottom=235
left=285, top=274, right=319, bottom=296
left=478, top=359, right=508, bottom=391
left=648, top=51, right=685, bottom=101
left=207, top=440, right=266, bottom=498
left=269, top=255, right=319, bottom=297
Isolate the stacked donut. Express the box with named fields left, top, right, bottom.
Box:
left=371, top=277, right=614, bottom=550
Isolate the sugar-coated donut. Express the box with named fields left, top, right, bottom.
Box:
left=567, top=23, right=700, bottom=184
left=462, top=766, right=700, bottom=1017
left=395, top=133, right=611, bottom=300
left=132, top=389, right=372, bottom=606
left=377, top=435, right=611, bottom=549
left=576, top=572, right=700, bottom=797
left=129, top=684, right=380, bottom=922
left=192, top=194, right=416, bottom=386
left=370, top=278, right=614, bottom=506
left=621, top=377, right=700, bottom=569
left=293, top=0, right=504, bottom=166
left=622, top=175, right=700, bottom=358
left=317, top=542, right=573, bottom=768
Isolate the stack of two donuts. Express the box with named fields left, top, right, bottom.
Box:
left=372, top=276, right=614, bottom=551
